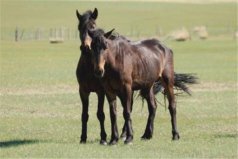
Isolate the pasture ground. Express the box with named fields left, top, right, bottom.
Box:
left=0, top=0, right=237, bottom=158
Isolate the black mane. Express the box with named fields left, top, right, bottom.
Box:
left=90, top=28, right=131, bottom=43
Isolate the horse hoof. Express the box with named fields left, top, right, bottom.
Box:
left=109, top=140, right=118, bottom=145
left=124, top=136, right=133, bottom=145
left=124, top=139, right=133, bottom=145
left=100, top=140, right=107, bottom=146
left=120, top=132, right=127, bottom=139
left=80, top=140, right=86, bottom=144
left=172, top=133, right=180, bottom=140
left=120, top=136, right=127, bottom=141
left=141, top=134, right=152, bottom=140
left=141, top=137, right=150, bottom=140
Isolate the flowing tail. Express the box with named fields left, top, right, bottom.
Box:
left=153, top=73, right=198, bottom=96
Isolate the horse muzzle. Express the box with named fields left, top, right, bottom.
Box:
left=84, top=36, right=92, bottom=50
left=94, top=69, right=105, bottom=78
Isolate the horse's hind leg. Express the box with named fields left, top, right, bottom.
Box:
left=79, top=88, right=90, bottom=143
left=162, top=73, right=180, bottom=140
left=141, top=87, right=157, bottom=140
left=96, top=91, right=107, bottom=145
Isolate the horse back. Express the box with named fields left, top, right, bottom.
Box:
left=128, top=39, right=173, bottom=88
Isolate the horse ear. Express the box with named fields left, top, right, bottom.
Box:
left=76, top=10, right=81, bottom=20
left=91, top=8, right=98, bottom=20
left=104, top=29, right=115, bottom=38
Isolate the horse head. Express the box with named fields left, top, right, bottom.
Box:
left=88, top=28, right=114, bottom=78
left=76, top=8, right=98, bottom=49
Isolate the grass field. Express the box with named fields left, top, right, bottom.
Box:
left=0, top=0, right=237, bottom=158
left=1, top=0, right=237, bottom=39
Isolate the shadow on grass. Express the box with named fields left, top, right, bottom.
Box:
left=0, top=139, right=39, bottom=148
left=214, top=133, right=238, bottom=138
left=0, top=138, right=105, bottom=148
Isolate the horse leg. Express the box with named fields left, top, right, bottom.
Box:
left=141, top=87, right=157, bottom=140
left=120, top=91, right=134, bottom=140
left=121, top=85, right=133, bottom=144
left=163, top=74, right=180, bottom=140
left=96, top=91, right=107, bottom=145
left=106, top=93, right=119, bottom=145
left=79, top=89, right=89, bottom=143
left=120, top=122, right=127, bottom=141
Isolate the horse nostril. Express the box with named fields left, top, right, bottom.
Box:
left=95, top=69, right=104, bottom=78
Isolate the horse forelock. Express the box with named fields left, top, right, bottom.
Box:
left=78, top=10, right=95, bottom=31
left=80, top=10, right=93, bottom=21
left=90, top=29, right=107, bottom=48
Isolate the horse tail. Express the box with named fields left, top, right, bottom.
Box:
left=173, top=73, right=198, bottom=95
left=153, top=73, right=198, bottom=96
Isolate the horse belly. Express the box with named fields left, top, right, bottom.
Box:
left=132, top=76, right=156, bottom=89
left=132, top=59, right=160, bottom=89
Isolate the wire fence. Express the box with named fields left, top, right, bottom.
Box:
left=1, top=26, right=237, bottom=42
left=11, top=27, right=79, bottom=42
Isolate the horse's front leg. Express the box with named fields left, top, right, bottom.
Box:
left=79, top=88, right=90, bottom=143
left=120, top=91, right=134, bottom=141
left=121, top=84, right=133, bottom=144
left=106, top=93, right=119, bottom=145
left=96, top=90, right=107, bottom=145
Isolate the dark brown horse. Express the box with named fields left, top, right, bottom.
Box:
left=76, top=9, right=131, bottom=145
left=88, top=28, right=197, bottom=144
left=76, top=8, right=109, bottom=145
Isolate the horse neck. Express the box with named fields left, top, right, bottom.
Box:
left=105, top=39, right=125, bottom=69
left=79, top=45, right=92, bottom=65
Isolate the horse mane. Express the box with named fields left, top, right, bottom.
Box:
left=91, top=28, right=105, bottom=38
left=90, top=28, right=131, bottom=42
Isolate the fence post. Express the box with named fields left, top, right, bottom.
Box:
left=49, top=28, right=53, bottom=39
left=59, top=27, right=64, bottom=40
left=66, top=28, right=70, bottom=40
left=15, top=27, right=19, bottom=42
left=35, top=28, right=40, bottom=40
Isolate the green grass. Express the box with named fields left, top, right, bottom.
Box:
left=1, top=0, right=237, bottom=39
left=0, top=0, right=237, bottom=158
left=0, top=39, right=237, bottom=158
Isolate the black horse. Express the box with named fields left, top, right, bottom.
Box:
left=88, top=28, right=197, bottom=144
left=76, top=8, right=108, bottom=145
